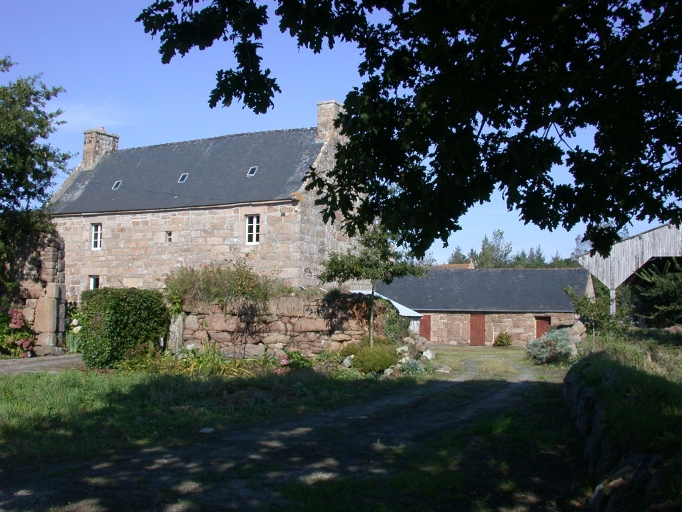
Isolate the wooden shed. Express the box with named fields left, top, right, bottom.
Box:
left=578, top=224, right=682, bottom=314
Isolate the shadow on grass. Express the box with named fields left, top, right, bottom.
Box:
left=0, top=371, right=588, bottom=511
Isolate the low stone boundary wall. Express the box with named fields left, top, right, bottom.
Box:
left=563, top=365, right=667, bottom=511
left=170, top=294, right=375, bottom=357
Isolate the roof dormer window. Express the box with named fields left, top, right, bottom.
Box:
left=178, top=173, right=189, bottom=183
left=112, top=180, right=122, bottom=190
left=246, top=166, right=258, bottom=177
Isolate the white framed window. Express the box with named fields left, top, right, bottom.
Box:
left=246, top=215, right=260, bottom=244
left=89, top=276, right=100, bottom=290
left=91, top=223, right=102, bottom=250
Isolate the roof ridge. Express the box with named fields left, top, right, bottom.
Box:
left=113, top=127, right=317, bottom=153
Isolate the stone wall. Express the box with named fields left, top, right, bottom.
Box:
left=428, top=311, right=578, bottom=346
left=172, top=295, right=372, bottom=357
left=15, top=234, right=67, bottom=355
left=564, top=363, right=667, bottom=511
left=52, top=101, right=352, bottom=302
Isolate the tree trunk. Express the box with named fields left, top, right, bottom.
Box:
left=369, top=283, right=375, bottom=347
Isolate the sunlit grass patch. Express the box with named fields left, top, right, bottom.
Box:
left=476, top=358, right=519, bottom=377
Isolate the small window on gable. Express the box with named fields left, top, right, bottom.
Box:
left=166, top=231, right=172, bottom=243
left=246, top=215, right=260, bottom=244
left=178, top=173, right=189, bottom=183
left=246, top=166, right=258, bottom=177
left=112, top=180, right=122, bottom=190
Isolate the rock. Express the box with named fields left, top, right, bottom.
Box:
left=243, top=343, right=266, bottom=358
left=570, top=320, right=587, bottom=336
left=383, top=367, right=394, bottom=378
left=37, top=332, right=57, bottom=347
left=399, top=356, right=410, bottom=364
left=434, top=365, right=452, bottom=373
left=342, top=355, right=354, bottom=368
left=50, top=347, right=67, bottom=356
left=422, top=349, right=435, bottom=360
left=198, top=427, right=215, bottom=434
left=415, top=340, right=428, bottom=352
left=396, top=345, right=409, bottom=355
left=402, top=336, right=416, bottom=345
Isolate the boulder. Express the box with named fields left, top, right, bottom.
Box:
left=422, top=349, right=435, bottom=360
left=342, top=355, right=354, bottom=368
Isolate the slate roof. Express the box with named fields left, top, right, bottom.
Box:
left=51, top=128, right=322, bottom=214
left=376, top=268, right=589, bottom=313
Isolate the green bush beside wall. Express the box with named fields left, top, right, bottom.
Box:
left=80, top=288, right=169, bottom=369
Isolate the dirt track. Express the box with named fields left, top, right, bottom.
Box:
left=0, top=353, right=585, bottom=511
left=0, top=354, right=84, bottom=375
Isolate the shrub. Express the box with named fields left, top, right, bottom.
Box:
left=352, top=345, right=398, bottom=373
left=494, top=332, right=513, bottom=347
left=283, top=350, right=313, bottom=370
left=525, top=328, right=576, bottom=364
left=358, top=334, right=395, bottom=347
left=401, top=358, right=426, bottom=375
left=340, top=342, right=362, bottom=358
left=341, top=334, right=395, bottom=358
left=164, top=259, right=274, bottom=315
left=80, top=288, right=169, bottom=369
left=0, top=303, right=35, bottom=357
left=382, top=299, right=410, bottom=344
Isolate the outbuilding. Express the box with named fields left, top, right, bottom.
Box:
left=376, top=267, right=592, bottom=346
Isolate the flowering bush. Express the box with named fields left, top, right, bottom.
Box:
left=0, top=305, right=35, bottom=358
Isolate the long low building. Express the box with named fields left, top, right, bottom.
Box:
left=376, top=267, right=592, bottom=346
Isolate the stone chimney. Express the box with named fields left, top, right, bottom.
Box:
left=316, top=100, right=342, bottom=141
left=82, top=127, right=119, bottom=169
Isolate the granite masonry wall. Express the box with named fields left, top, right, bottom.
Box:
left=427, top=311, right=578, bottom=346
left=52, top=101, right=352, bottom=302
left=15, top=234, right=67, bottom=355
left=171, top=295, right=373, bottom=358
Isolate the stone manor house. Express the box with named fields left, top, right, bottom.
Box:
left=50, top=101, right=351, bottom=302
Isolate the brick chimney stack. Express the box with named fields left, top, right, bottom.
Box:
left=82, top=127, right=119, bottom=170
left=316, top=100, right=342, bottom=141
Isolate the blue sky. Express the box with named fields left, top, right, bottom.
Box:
left=1, top=1, right=658, bottom=262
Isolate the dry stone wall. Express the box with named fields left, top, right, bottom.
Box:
left=564, top=363, right=668, bottom=511
left=173, top=295, right=372, bottom=358
left=15, top=234, right=67, bottom=355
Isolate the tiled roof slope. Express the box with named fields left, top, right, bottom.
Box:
left=51, top=128, right=322, bottom=214
left=376, top=268, right=589, bottom=313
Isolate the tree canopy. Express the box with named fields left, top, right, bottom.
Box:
left=0, top=57, right=70, bottom=213
left=317, top=226, right=428, bottom=345
left=448, top=229, right=580, bottom=268
left=138, top=0, right=682, bottom=257
left=0, top=57, right=70, bottom=296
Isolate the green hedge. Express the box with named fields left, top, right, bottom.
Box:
left=80, top=288, right=169, bottom=369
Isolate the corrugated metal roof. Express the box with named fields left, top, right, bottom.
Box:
left=376, top=268, right=589, bottom=312
left=51, top=128, right=321, bottom=214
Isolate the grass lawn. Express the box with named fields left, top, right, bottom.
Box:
left=0, top=367, right=428, bottom=471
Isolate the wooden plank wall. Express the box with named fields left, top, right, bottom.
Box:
left=578, top=223, right=682, bottom=289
